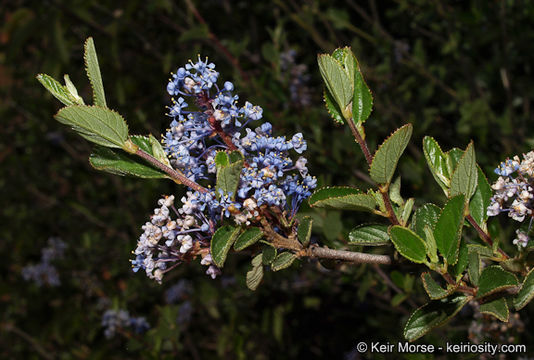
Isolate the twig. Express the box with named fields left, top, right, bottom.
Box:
left=305, top=246, right=391, bottom=265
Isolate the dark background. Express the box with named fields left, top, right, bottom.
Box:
left=2, top=0, right=534, bottom=358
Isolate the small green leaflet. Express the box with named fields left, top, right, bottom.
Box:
left=323, top=89, right=344, bottom=124
left=246, top=254, right=263, bottom=291
left=36, top=74, right=83, bottom=106
left=54, top=105, right=129, bottom=149
left=468, top=166, right=492, bottom=226
left=271, top=252, right=297, bottom=271
left=404, top=294, right=471, bottom=341
left=349, top=224, right=390, bottom=246
left=433, top=194, right=465, bottom=265
left=389, top=226, right=427, bottom=263
left=422, top=136, right=450, bottom=194
left=450, top=142, right=477, bottom=200
left=370, top=124, right=413, bottom=185
left=514, top=267, right=534, bottom=310
left=421, top=272, right=456, bottom=300
left=215, top=155, right=244, bottom=200
left=297, top=216, right=313, bottom=247
left=317, top=54, right=353, bottom=110
left=84, top=37, right=107, bottom=107
left=308, top=187, right=376, bottom=212
left=480, top=298, right=509, bottom=322
left=210, top=226, right=241, bottom=268
left=477, top=265, right=518, bottom=299
left=149, top=134, right=171, bottom=167
left=234, top=227, right=263, bottom=251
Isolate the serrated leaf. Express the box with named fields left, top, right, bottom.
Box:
left=389, top=226, right=428, bottom=263
left=370, top=124, right=413, bottom=185
left=467, top=244, right=494, bottom=258
left=297, top=216, right=313, bottom=247
left=228, top=150, right=244, bottom=163
left=349, top=224, right=390, bottom=246
left=514, top=267, right=534, bottom=310
left=84, top=37, right=106, bottom=107
left=412, top=203, right=441, bottom=240
left=450, top=142, right=478, bottom=200
left=308, top=187, right=376, bottom=212
left=37, top=74, right=77, bottom=106
left=434, top=194, right=465, bottom=265
left=389, top=177, right=404, bottom=206
left=149, top=134, right=171, bottom=167
left=246, top=254, right=263, bottom=291
left=215, top=160, right=243, bottom=200
left=234, top=227, right=263, bottom=251
left=89, top=146, right=166, bottom=178
left=400, top=198, right=415, bottom=225
left=323, top=89, right=344, bottom=124
left=468, top=250, right=481, bottom=286
left=271, top=252, right=297, bottom=271
left=468, top=166, right=492, bottom=226
left=421, top=272, right=456, bottom=300
left=446, top=148, right=464, bottom=180
left=214, top=151, right=229, bottom=167
left=404, top=294, right=471, bottom=341
left=451, top=239, right=469, bottom=278
left=210, top=226, right=241, bottom=268
left=477, top=265, right=518, bottom=299
left=317, top=54, right=353, bottom=109
left=422, top=137, right=450, bottom=194
left=352, top=64, right=373, bottom=124
left=480, top=298, right=509, bottom=322
left=55, top=105, right=129, bottom=148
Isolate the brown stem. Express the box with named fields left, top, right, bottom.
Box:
left=134, top=149, right=208, bottom=193
left=466, top=215, right=509, bottom=259
left=305, top=246, right=391, bottom=264
left=442, top=271, right=477, bottom=296
left=348, top=121, right=373, bottom=166
left=380, top=187, right=400, bottom=225
left=260, top=218, right=302, bottom=251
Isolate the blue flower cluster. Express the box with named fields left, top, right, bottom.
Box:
left=101, top=309, right=150, bottom=339
left=22, top=237, right=66, bottom=287
left=132, top=56, right=316, bottom=283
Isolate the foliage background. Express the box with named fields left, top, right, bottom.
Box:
left=2, top=0, right=534, bottom=358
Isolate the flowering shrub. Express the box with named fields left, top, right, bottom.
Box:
left=37, top=38, right=534, bottom=342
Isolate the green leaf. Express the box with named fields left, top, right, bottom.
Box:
left=352, top=68, right=373, bottom=124
left=271, top=252, right=297, bottom=271
left=389, top=177, right=404, bottom=206
left=36, top=74, right=78, bottom=106
left=446, top=148, right=464, bottom=176
left=149, top=134, right=171, bottom=167
left=514, top=267, right=534, bottom=310
left=234, top=228, right=263, bottom=251
left=451, top=240, right=469, bottom=278
left=84, top=37, right=107, bottom=107
left=214, top=151, right=229, bottom=167
left=389, top=226, right=428, bottom=263
left=215, top=160, right=244, bottom=200
left=246, top=254, right=263, bottom=291
left=422, top=136, right=450, bottom=194
left=297, top=216, right=313, bottom=247
left=370, top=124, right=413, bottom=185
left=480, top=298, right=509, bottom=322
left=421, top=272, right=456, bottom=300
left=423, top=226, right=439, bottom=263
left=404, top=294, right=471, bottom=341
left=228, top=151, right=244, bottom=163
left=349, top=224, right=390, bottom=246
left=412, top=203, right=441, bottom=240
left=467, top=244, right=494, bottom=258
left=468, top=250, right=481, bottom=286
left=323, top=89, right=344, bottom=124
left=477, top=265, right=518, bottom=299
left=400, top=198, right=415, bottom=225
left=54, top=105, right=129, bottom=148
left=391, top=293, right=408, bottom=307
left=63, top=74, right=82, bottom=103
left=89, top=146, right=166, bottom=178
left=433, top=194, right=465, bottom=265
left=468, top=166, right=492, bottom=226
left=308, top=187, right=376, bottom=212
left=450, top=142, right=478, bottom=200
left=317, top=54, right=353, bottom=110
left=210, top=226, right=241, bottom=268
left=262, top=245, right=277, bottom=265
